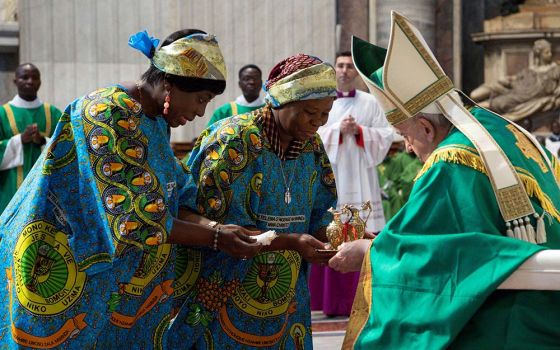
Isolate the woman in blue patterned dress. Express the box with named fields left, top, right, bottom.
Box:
left=0, top=29, right=261, bottom=349
left=168, top=54, right=339, bottom=349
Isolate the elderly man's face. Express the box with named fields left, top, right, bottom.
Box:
left=395, top=117, right=439, bottom=162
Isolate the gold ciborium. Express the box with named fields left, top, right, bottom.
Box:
left=326, top=201, right=372, bottom=250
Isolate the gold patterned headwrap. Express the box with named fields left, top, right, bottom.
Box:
left=129, top=30, right=226, bottom=80
left=152, top=34, right=226, bottom=80
left=264, top=54, right=336, bottom=107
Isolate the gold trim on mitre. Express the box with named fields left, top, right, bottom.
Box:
left=352, top=12, right=454, bottom=126
left=351, top=35, right=408, bottom=124
left=353, top=11, right=544, bottom=244
left=352, top=37, right=411, bottom=125
left=383, top=13, right=454, bottom=123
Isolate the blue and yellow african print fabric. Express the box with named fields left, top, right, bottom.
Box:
left=0, top=86, right=189, bottom=349
left=168, top=107, right=337, bottom=349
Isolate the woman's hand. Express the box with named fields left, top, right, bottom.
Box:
left=291, top=234, right=333, bottom=264
left=216, top=224, right=262, bottom=259
left=328, top=239, right=372, bottom=273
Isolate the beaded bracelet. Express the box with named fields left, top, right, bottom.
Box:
left=212, top=225, right=221, bottom=251
left=208, top=221, right=220, bottom=251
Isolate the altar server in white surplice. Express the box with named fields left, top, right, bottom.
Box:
left=318, top=51, right=393, bottom=233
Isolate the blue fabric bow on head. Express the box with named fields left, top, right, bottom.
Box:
left=128, top=30, right=160, bottom=59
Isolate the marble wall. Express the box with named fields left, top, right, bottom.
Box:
left=18, top=0, right=336, bottom=142
left=0, top=0, right=18, bottom=104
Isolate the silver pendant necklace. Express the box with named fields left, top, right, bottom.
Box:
left=279, top=160, right=296, bottom=204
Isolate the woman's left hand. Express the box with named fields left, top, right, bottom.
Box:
left=292, top=234, right=333, bottom=264
left=216, top=224, right=262, bottom=259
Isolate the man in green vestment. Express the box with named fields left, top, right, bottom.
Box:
left=0, top=63, right=62, bottom=213
left=329, top=11, right=560, bottom=349
left=206, top=64, right=265, bottom=126
left=378, top=137, right=422, bottom=220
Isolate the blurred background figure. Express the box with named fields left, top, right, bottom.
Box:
left=545, top=118, right=560, bottom=156
left=206, top=64, right=265, bottom=127
left=0, top=63, right=62, bottom=214
left=378, top=134, right=422, bottom=220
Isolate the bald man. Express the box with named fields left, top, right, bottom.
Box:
left=0, top=63, right=62, bottom=213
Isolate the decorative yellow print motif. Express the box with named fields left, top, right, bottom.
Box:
left=13, top=220, right=86, bottom=316
left=308, top=170, right=317, bottom=206
left=172, top=247, right=202, bottom=298
left=245, top=173, right=263, bottom=220
left=212, top=251, right=302, bottom=346
left=232, top=251, right=300, bottom=317
left=42, top=113, right=76, bottom=175
left=82, top=87, right=171, bottom=300
left=109, top=279, right=174, bottom=328
left=7, top=267, right=87, bottom=350
left=289, top=323, right=307, bottom=350
left=195, top=113, right=263, bottom=221
left=506, top=124, right=548, bottom=173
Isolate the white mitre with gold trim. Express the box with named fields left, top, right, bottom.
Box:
left=352, top=11, right=551, bottom=244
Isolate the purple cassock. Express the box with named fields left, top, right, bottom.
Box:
left=308, top=264, right=360, bottom=316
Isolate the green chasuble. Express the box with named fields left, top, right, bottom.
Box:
left=206, top=101, right=265, bottom=127
left=0, top=103, right=62, bottom=213
left=346, top=107, right=560, bottom=349
left=378, top=152, right=421, bottom=220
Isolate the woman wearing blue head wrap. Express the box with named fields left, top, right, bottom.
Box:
left=0, top=29, right=261, bottom=349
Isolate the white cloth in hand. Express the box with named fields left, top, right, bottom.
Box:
left=255, top=230, right=278, bottom=245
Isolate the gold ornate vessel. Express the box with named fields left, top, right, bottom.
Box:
left=326, top=201, right=372, bottom=249
left=326, top=208, right=345, bottom=250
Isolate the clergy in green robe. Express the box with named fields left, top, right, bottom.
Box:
left=0, top=63, right=62, bottom=213
left=206, top=64, right=265, bottom=127
left=378, top=146, right=421, bottom=220
left=342, top=106, right=560, bottom=349
left=328, top=11, right=560, bottom=349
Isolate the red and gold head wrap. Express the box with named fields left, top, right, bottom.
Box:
left=264, top=54, right=336, bottom=107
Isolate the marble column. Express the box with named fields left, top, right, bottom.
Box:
left=374, top=0, right=436, bottom=49
left=370, top=0, right=465, bottom=88
left=337, top=0, right=369, bottom=52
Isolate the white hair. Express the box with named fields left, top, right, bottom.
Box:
left=415, top=112, right=452, bottom=131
